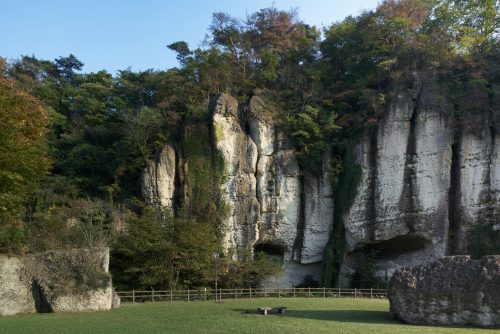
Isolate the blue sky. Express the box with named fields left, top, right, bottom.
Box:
left=1, top=0, right=380, bottom=74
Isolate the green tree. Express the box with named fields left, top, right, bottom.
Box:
left=285, top=105, right=340, bottom=175
left=111, top=206, right=220, bottom=290
left=0, top=59, right=50, bottom=253
left=428, top=0, right=500, bottom=53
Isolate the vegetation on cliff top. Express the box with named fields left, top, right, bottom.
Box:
left=0, top=0, right=499, bottom=287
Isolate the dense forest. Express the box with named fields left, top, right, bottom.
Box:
left=1, top=0, right=499, bottom=289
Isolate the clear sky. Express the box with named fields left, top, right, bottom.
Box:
left=1, top=0, right=380, bottom=74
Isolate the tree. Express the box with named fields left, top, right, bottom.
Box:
left=0, top=59, right=49, bottom=253
left=428, top=0, right=500, bottom=53
left=167, top=41, right=192, bottom=66
left=285, top=105, right=340, bottom=175
left=55, top=54, right=83, bottom=81
left=111, top=206, right=220, bottom=290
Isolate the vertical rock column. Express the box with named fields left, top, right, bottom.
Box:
left=141, top=144, right=177, bottom=209
left=342, top=83, right=454, bottom=284
left=211, top=94, right=260, bottom=251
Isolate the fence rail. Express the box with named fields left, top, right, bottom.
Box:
left=116, top=287, right=387, bottom=303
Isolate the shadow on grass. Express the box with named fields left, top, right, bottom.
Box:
left=232, top=308, right=395, bottom=324
left=232, top=309, right=494, bottom=330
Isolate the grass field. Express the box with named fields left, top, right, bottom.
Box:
left=0, top=298, right=496, bottom=334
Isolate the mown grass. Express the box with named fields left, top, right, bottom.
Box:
left=0, top=298, right=496, bottom=334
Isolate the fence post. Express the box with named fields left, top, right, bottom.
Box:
left=204, top=288, right=207, bottom=301
left=370, top=288, right=373, bottom=299
left=152, top=288, right=155, bottom=303
left=354, top=288, right=357, bottom=299
left=278, top=287, right=281, bottom=299
left=250, top=287, right=252, bottom=299
left=323, top=287, right=326, bottom=298
left=235, top=289, right=237, bottom=299
left=170, top=289, right=173, bottom=303
left=293, top=287, right=295, bottom=298
left=308, top=287, right=311, bottom=298
left=132, top=290, right=135, bottom=304
left=264, top=286, right=267, bottom=299
left=338, top=287, right=341, bottom=298
left=188, top=289, right=190, bottom=302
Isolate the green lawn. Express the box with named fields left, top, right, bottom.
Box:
left=0, top=298, right=496, bottom=334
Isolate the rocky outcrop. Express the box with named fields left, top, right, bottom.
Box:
left=212, top=94, right=259, bottom=251
left=141, top=144, right=177, bottom=209
left=388, top=255, right=500, bottom=327
left=0, top=248, right=119, bottom=316
left=0, top=256, right=36, bottom=316
left=143, top=93, right=334, bottom=286
left=142, top=84, right=499, bottom=287
left=214, top=94, right=334, bottom=286
left=340, top=78, right=500, bottom=285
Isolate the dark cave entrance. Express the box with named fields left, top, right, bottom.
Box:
left=31, top=280, right=53, bottom=313
left=359, top=234, right=430, bottom=259
left=254, top=241, right=286, bottom=257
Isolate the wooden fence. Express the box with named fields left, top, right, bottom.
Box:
left=116, top=287, right=387, bottom=303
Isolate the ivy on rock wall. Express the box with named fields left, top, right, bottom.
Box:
left=182, top=124, right=229, bottom=236
left=322, top=141, right=362, bottom=287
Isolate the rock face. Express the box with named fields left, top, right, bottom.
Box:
left=213, top=94, right=334, bottom=286
left=143, top=93, right=333, bottom=286
left=0, top=248, right=119, bottom=316
left=388, top=255, right=500, bottom=327
left=0, top=256, right=36, bottom=316
left=141, top=144, right=177, bottom=209
left=142, top=85, right=499, bottom=287
left=341, top=79, right=500, bottom=285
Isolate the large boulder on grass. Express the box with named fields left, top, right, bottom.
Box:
left=388, top=255, right=500, bottom=327
left=0, top=248, right=120, bottom=316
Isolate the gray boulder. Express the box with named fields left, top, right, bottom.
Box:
left=0, top=248, right=120, bottom=316
left=388, top=255, right=500, bottom=327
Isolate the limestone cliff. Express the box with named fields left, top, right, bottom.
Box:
left=341, top=78, right=500, bottom=285
left=141, top=144, right=176, bottom=209
left=142, top=85, right=499, bottom=287
left=142, top=94, right=333, bottom=286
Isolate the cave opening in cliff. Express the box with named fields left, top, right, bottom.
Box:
left=361, top=234, right=430, bottom=259
left=254, top=242, right=286, bottom=257
left=31, top=280, right=53, bottom=313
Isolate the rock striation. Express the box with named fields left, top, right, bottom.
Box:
left=211, top=94, right=335, bottom=285
left=0, top=248, right=119, bottom=316
left=341, top=78, right=500, bottom=285
left=142, top=84, right=499, bottom=287
left=388, top=255, right=500, bottom=327
left=142, top=93, right=333, bottom=286
left=141, top=144, right=177, bottom=209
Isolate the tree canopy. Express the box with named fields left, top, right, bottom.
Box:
left=0, top=59, right=50, bottom=253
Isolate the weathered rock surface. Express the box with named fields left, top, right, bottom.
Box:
left=212, top=94, right=259, bottom=251
left=213, top=94, right=334, bottom=286
left=143, top=93, right=334, bottom=286
left=341, top=79, right=500, bottom=285
left=302, top=150, right=334, bottom=264
left=141, top=144, right=177, bottom=209
left=0, top=248, right=119, bottom=316
left=0, top=256, right=36, bottom=316
left=388, top=255, right=500, bottom=327
left=141, top=85, right=499, bottom=287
